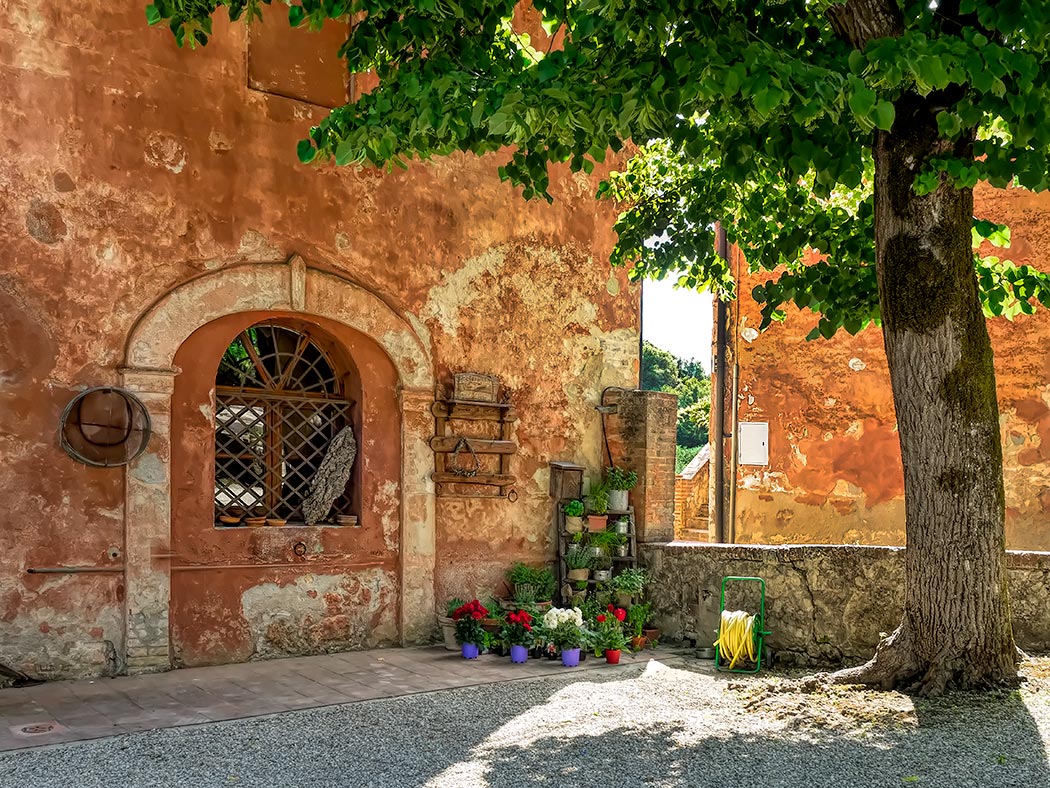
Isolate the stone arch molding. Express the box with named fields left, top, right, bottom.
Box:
left=118, top=255, right=436, bottom=675
left=125, top=254, right=432, bottom=387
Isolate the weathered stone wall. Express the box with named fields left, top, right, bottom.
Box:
left=0, top=4, right=638, bottom=678
left=722, top=183, right=1050, bottom=550
left=642, top=543, right=1050, bottom=665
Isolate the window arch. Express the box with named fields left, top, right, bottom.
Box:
left=213, top=322, right=356, bottom=526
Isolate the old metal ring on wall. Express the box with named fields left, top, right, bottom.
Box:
left=59, top=387, right=151, bottom=467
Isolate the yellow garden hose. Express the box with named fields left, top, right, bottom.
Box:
left=714, top=609, right=757, bottom=669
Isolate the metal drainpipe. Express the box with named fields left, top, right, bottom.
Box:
left=728, top=361, right=740, bottom=543
left=711, top=224, right=729, bottom=543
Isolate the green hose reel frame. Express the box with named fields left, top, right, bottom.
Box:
left=715, top=576, right=773, bottom=674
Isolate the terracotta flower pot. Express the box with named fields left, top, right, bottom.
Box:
left=586, top=515, right=608, bottom=532
left=604, top=649, right=622, bottom=664
left=630, top=635, right=648, bottom=651
left=643, top=627, right=660, bottom=643
left=565, top=516, right=585, bottom=533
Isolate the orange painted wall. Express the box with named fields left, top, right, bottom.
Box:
left=0, top=4, right=640, bottom=677
left=726, top=185, right=1050, bottom=550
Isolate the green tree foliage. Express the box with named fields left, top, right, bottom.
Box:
left=675, top=445, right=701, bottom=474
left=640, top=341, right=710, bottom=449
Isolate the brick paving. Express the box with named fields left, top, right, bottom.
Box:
left=0, top=646, right=687, bottom=751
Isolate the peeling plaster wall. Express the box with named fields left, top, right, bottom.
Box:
left=0, top=5, right=639, bottom=677
left=726, top=185, right=1050, bottom=550
left=643, top=543, right=1050, bottom=665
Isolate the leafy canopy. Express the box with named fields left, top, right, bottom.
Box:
left=148, top=0, right=1050, bottom=336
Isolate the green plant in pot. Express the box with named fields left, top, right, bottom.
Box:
left=592, top=555, right=613, bottom=582
left=588, top=529, right=620, bottom=556
left=626, top=603, right=652, bottom=650
left=565, top=546, right=592, bottom=582
left=605, top=466, right=638, bottom=512
left=570, top=580, right=588, bottom=606
left=610, top=568, right=648, bottom=607
left=613, top=532, right=629, bottom=557
left=563, top=499, right=585, bottom=534
left=585, top=483, right=609, bottom=531
left=506, top=563, right=556, bottom=606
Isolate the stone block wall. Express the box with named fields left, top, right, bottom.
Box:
left=642, top=542, right=1050, bottom=666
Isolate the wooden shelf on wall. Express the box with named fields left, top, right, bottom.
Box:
left=431, top=384, right=518, bottom=499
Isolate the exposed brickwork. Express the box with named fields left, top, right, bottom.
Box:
left=673, top=447, right=710, bottom=541
left=604, top=390, right=678, bottom=543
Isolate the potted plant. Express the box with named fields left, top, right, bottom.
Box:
left=613, top=533, right=629, bottom=557
left=542, top=607, right=587, bottom=667
left=588, top=529, right=620, bottom=556
left=506, top=563, right=556, bottom=607
left=565, top=546, right=592, bottom=582
left=585, top=483, right=610, bottom=531
left=609, top=568, right=648, bottom=607
left=563, top=499, right=585, bottom=533
left=592, top=555, right=613, bottom=582
left=612, top=516, right=630, bottom=535
left=626, top=603, right=651, bottom=650
left=438, top=597, right=465, bottom=651
left=605, top=466, right=638, bottom=512
left=500, top=609, right=535, bottom=663
left=570, top=580, right=588, bottom=606
left=595, top=604, right=628, bottom=663
left=451, top=599, right=489, bottom=659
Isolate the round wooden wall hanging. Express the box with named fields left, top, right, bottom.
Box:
left=60, top=387, right=151, bottom=467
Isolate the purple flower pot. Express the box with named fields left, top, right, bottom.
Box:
left=561, top=647, right=581, bottom=667
left=510, top=644, right=528, bottom=664
left=461, top=643, right=479, bottom=660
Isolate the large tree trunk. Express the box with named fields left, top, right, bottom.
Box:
left=830, top=90, right=1018, bottom=695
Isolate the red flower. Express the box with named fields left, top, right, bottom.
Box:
left=523, top=623, right=532, bottom=631
left=472, top=611, right=483, bottom=620
left=597, top=614, right=607, bottom=623
left=607, top=603, right=615, bottom=612
left=614, top=608, right=626, bottom=622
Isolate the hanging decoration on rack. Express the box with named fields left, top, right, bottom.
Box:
left=447, top=437, right=481, bottom=478
left=431, top=373, right=518, bottom=499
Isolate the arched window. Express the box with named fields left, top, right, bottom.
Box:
left=213, top=323, right=356, bottom=526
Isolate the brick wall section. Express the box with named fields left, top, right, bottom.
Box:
left=604, top=389, right=678, bottom=543
left=641, top=542, right=1050, bottom=666
left=674, top=458, right=710, bottom=541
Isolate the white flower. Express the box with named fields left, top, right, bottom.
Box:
left=542, top=607, right=584, bottom=630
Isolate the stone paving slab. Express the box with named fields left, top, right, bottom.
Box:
left=0, top=646, right=688, bottom=751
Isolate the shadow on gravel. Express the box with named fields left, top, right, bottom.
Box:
left=481, top=692, right=1050, bottom=788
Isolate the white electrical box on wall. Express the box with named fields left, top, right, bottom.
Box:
left=738, top=422, right=769, bottom=465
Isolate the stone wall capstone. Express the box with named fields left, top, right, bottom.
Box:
left=642, top=542, right=1050, bottom=666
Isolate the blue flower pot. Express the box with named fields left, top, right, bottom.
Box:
left=561, top=647, right=581, bottom=667
left=510, top=644, right=528, bottom=663
left=461, top=643, right=479, bottom=660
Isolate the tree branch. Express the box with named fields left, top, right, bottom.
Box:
left=825, top=0, right=904, bottom=48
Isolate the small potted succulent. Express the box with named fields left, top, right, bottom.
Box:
left=501, top=609, right=535, bottom=664
left=592, top=555, right=613, bottom=583
left=595, top=604, right=628, bottom=664
left=438, top=597, right=465, bottom=651
left=585, top=483, right=610, bottom=531
left=565, top=546, right=592, bottom=582
left=543, top=607, right=587, bottom=667
left=627, top=603, right=652, bottom=650
left=609, top=568, right=648, bottom=607
left=605, top=466, right=638, bottom=512
left=452, top=599, right=489, bottom=659
left=563, top=499, right=585, bottom=533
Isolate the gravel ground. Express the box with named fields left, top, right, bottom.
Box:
left=2, top=657, right=1049, bottom=788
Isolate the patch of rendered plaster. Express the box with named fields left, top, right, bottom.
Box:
left=420, top=248, right=505, bottom=336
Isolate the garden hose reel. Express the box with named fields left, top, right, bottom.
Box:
left=714, top=576, right=772, bottom=673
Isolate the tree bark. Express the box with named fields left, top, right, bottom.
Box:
left=830, top=90, right=1018, bottom=695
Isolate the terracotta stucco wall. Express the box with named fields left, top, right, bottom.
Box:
left=724, top=185, right=1050, bottom=550
left=0, top=4, right=639, bottom=677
